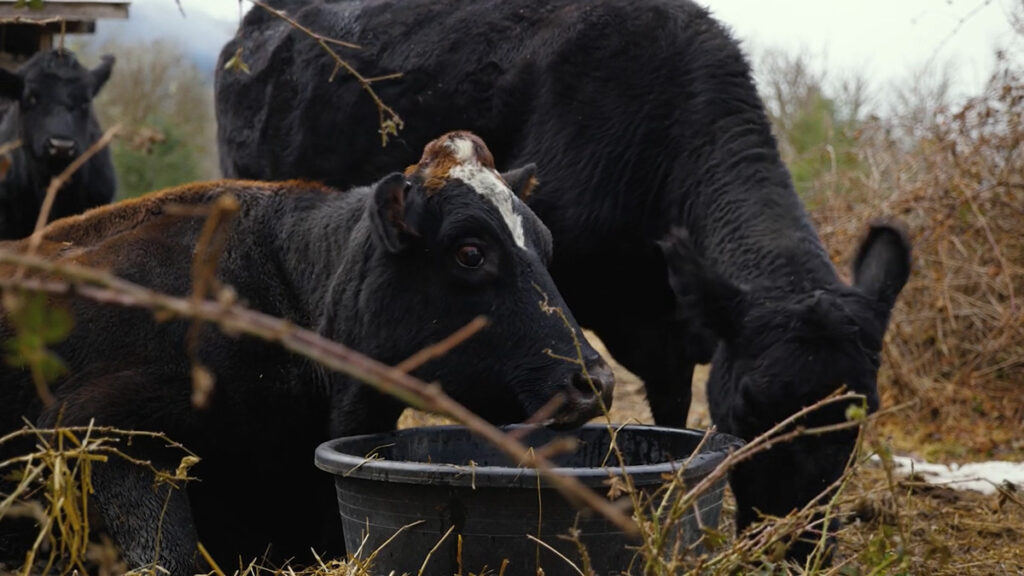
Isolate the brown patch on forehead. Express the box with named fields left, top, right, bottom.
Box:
left=404, top=131, right=497, bottom=194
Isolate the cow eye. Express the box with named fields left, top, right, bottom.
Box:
left=455, top=244, right=485, bottom=269
left=24, top=94, right=37, bottom=108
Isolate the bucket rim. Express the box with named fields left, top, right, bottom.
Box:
left=314, top=423, right=744, bottom=488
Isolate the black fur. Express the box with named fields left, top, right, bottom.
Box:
left=0, top=49, right=116, bottom=240
left=214, top=0, right=912, bottom=560
left=659, top=223, right=910, bottom=557
left=0, top=143, right=614, bottom=573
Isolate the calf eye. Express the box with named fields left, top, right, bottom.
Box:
left=455, top=244, right=485, bottom=269
left=25, top=95, right=37, bottom=107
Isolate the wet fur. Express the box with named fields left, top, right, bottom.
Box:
left=215, top=0, right=912, bottom=560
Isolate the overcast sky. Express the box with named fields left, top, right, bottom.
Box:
left=160, top=0, right=1019, bottom=98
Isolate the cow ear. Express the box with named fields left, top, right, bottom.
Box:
left=89, top=55, right=115, bottom=96
left=500, top=164, right=538, bottom=200
left=853, top=221, right=911, bottom=310
left=0, top=68, right=23, bottom=101
left=658, top=227, right=747, bottom=343
left=370, top=173, right=418, bottom=253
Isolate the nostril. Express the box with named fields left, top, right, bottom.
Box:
left=46, top=138, right=77, bottom=156
left=571, top=360, right=616, bottom=401
left=550, top=361, right=616, bottom=428
left=571, top=370, right=599, bottom=397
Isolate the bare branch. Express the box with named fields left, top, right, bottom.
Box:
left=17, top=124, right=121, bottom=281
left=247, top=0, right=404, bottom=146
left=395, top=316, right=489, bottom=373
left=0, top=250, right=639, bottom=536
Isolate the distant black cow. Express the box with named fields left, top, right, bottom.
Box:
left=0, top=132, right=614, bottom=574
left=0, top=49, right=116, bottom=240
left=215, top=0, right=911, bottom=559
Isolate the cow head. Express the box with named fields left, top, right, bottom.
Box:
left=660, top=224, right=910, bottom=435
left=359, top=131, right=613, bottom=428
left=659, top=224, right=910, bottom=538
left=0, top=50, right=114, bottom=169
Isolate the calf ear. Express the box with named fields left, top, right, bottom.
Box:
left=370, top=173, right=418, bottom=253
left=852, top=221, right=911, bottom=309
left=500, top=164, right=538, bottom=199
left=657, top=227, right=747, bottom=342
left=0, top=68, right=23, bottom=101
left=89, top=55, right=115, bottom=96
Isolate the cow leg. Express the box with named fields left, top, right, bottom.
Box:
left=549, top=239, right=713, bottom=429
left=594, top=320, right=695, bottom=428
left=88, top=451, right=199, bottom=574
left=0, top=460, right=187, bottom=570
left=644, top=362, right=695, bottom=428
left=37, top=369, right=202, bottom=575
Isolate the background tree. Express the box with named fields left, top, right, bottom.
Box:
left=754, top=48, right=866, bottom=201
left=73, top=39, right=219, bottom=199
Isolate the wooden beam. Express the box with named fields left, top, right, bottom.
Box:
left=45, top=20, right=94, bottom=34
left=0, top=3, right=129, bottom=21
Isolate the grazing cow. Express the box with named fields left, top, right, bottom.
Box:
left=0, top=49, right=116, bottom=240
left=0, top=132, right=614, bottom=574
left=215, top=0, right=911, bottom=559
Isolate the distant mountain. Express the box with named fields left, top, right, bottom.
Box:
left=80, top=0, right=237, bottom=78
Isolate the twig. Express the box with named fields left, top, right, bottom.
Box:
left=17, top=124, right=121, bottom=281
left=359, top=519, right=425, bottom=569
left=0, top=138, right=22, bottom=156
left=184, top=194, right=241, bottom=408
left=526, top=534, right=585, bottom=576
left=197, top=542, right=227, bottom=576
left=395, top=316, right=489, bottom=373
left=508, top=394, right=567, bottom=439
left=417, top=525, right=455, bottom=576
left=680, top=392, right=872, bottom=515
left=247, top=0, right=404, bottom=146
left=921, top=0, right=994, bottom=71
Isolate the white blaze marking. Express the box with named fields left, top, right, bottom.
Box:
left=448, top=137, right=476, bottom=164
left=444, top=137, right=526, bottom=249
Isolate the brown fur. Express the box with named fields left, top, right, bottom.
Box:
left=404, top=131, right=497, bottom=194
left=3, top=179, right=327, bottom=249
left=512, top=175, right=540, bottom=200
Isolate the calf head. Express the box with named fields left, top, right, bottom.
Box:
left=0, top=50, right=114, bottom=171
left=361, top=131, right=614, bottom=428
left=660, top=224, right=910, bottom=542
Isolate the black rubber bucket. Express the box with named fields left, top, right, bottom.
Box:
left=315, top=424, right=742, bottom=576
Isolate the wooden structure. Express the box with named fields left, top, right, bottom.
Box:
left=0, top=0, right=129, bottom=59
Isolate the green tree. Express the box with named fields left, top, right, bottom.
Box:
left=756, top=48, right=865, bottom=201
left=74, top=39, right=218, bottom=199
left=111, top=119, right=203, bottom=197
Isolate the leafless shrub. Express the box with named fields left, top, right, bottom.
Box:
left=810, top=52, right=1023, bottom=460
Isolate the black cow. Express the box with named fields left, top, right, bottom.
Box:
left=0, top=132, right=614, bottom=574
left=0, top=49, right=116, bottom=240
left=215, top=0, right=911, bottom=560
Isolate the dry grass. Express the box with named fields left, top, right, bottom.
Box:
left=809, top=57, right=1023, bottom=463
left=839, top=463, right=1024, bottom=576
